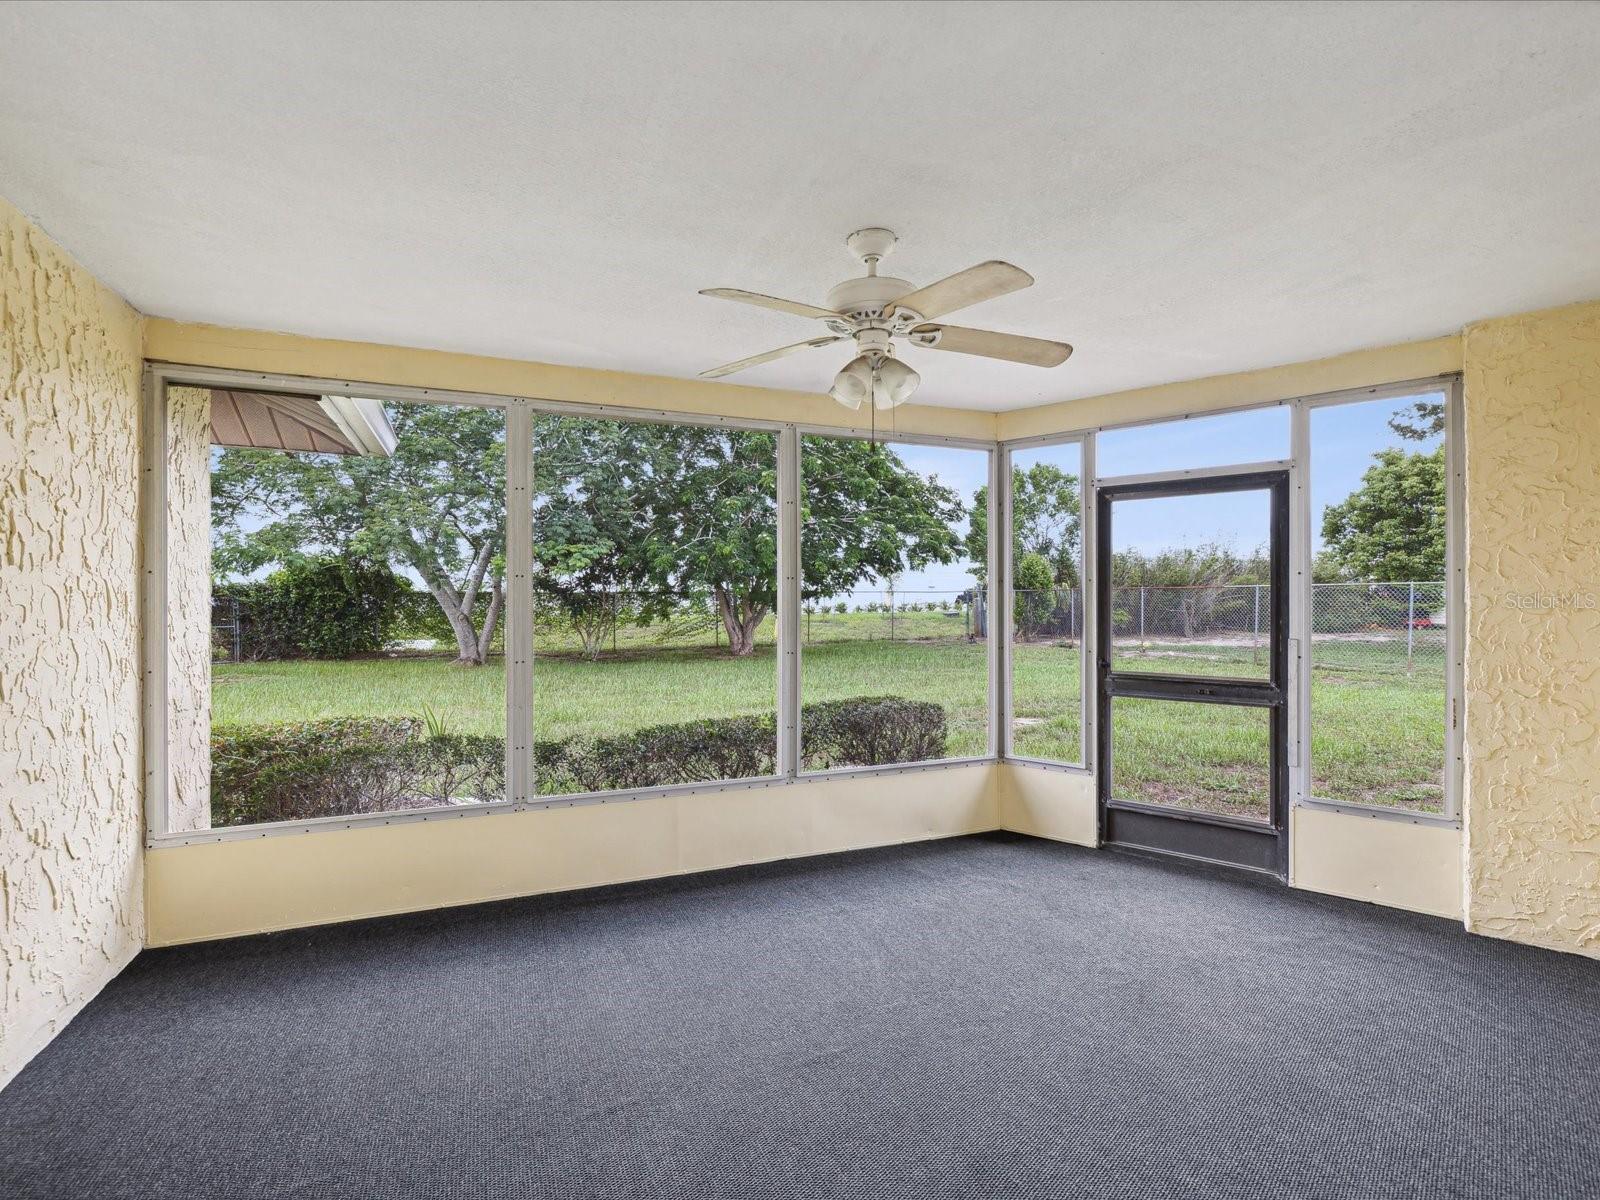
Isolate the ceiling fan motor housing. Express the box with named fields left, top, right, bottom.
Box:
left=852, top=327, right=894, bottom=360
left=825, top=275, right=916, bottom=320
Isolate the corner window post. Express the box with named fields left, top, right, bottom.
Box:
left=777, top=425, right=801, bottom=778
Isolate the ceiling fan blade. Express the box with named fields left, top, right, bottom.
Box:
left=699, top=288, right=840, bottom=320
left=910, top=324, right=1073, bottom=367
left=889, top=261, right=1033, bottom=321
left=699, top=335, right=844, bottom=379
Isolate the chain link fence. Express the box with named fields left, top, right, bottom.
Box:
left=1307, top=581, right=1445, bottom=677
left=802, top=589, right=984, bottom=645
left=214, top=586, right=990, bottom=661
left=1012, top=581, right=1445, bottom=677
left=215, top=581, right=1443, bottom=673
left=211, top=595, right=244, bottom=663
left=532, top=591, right=751, bottom=656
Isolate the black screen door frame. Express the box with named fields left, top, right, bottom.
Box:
left=1095, top=469, right=1290, bottom=878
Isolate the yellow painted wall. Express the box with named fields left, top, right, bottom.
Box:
left=998, top=764, right=1097, bottom=846
left=1, top=197, right=145, bottom=1087
left=999, top=764, right=1464, bottom=920
left=138, top=316, right=1004, bottom=946
left=142, top=317, right=1473, bottom=949
left=146, top=767, right=999, bottom=945
left=1462, top=299, right=1600, bottom=958
left=143, top=319, right=997, bottom=442
left=1291, top=806, right=1462, bottom=920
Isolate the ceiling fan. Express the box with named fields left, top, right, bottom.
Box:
left=698, top=227, right=1072, bottom=409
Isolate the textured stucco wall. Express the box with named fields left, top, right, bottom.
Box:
left=1463, top=300, right=1600, bottom=957
left=1, top=197, right=145, bottom=1087
left=165, top=386, right=211, bottom=832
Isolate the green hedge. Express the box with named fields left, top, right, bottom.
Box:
left=799, top=697, right=948, bottom=772
left=216, top=557, right=410, bottom=660
left=210, top=718, right=504, bottom=826
left=210, top=696, right=947, bottom=827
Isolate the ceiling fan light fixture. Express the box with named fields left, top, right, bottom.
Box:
left=872, top=356, right=920, bottom=409
left=828, top=355, right=874, bottom=410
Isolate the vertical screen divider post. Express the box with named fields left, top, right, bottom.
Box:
left=777, top=426, right=802, bottom=779
left=506, top=401, right=535, bottom=803
left=989, top=446, right=1008, bottom=760
left=1080, top=433, right=1097, bottom=775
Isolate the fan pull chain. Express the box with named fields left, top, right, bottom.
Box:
left=869, top=363, right=878, bottom=446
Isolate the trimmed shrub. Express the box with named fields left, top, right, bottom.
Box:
left=536, top=714, right=776, bottom=795
left=534, top=697, right=947, bottom=793
left=211, top=717, right=420, bottom=824
left=210, top=696, right=948, bottom=824
left=210, top=719, right=503, bottom=826
left=801, top=697, right=947, bottom=771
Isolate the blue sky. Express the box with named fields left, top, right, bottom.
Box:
left=854, top=389, right=1446, bottom=597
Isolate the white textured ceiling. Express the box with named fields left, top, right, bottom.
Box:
left=4, top=1, right=1600, bottom=411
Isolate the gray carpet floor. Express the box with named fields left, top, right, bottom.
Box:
left=2, top=832, right=1597, bottom=1199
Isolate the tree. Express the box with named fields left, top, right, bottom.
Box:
left=1013, top=551, right=1054, bottom=637
left=967, top=463, right=1081, bottom=585
left=1111, top=543, right=1267, bottom=638
left=640, top=425, right=781, bottom=657
left=1320, top=446, right=1445, bottom=581
left=531, top=422, right=966, bottom=657
left=1387, top=398, right=1445, bottom=441
left=1311, top=550, right=1353, bottom=583
left=532, top=417, right=658, bottom=659
left=799, top=438, right=965, bottom=640
left=212, top=404, right=507, bottom=665
left=217, top=411, right=968, bottom=663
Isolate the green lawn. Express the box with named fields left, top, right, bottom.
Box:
left=1015, top=636, right=1446, bottom=812
left=213, top=636, right=994, bottom=757
left=525, top=603, right=975, bottom=654
left=213, top=624, right=1445, bottom=813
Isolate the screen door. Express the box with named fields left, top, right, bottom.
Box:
left=1095, top=470, right=1289, bottom=877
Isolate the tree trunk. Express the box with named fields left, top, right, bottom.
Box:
left=714, top=586, right=767, bottom=657
left=475, top=576, right=504, bottom=662
left=439, top=594, right=484, bottom=664
left=420, top=574, right=486, bottom=665
left=413, top=541, right=499, bottom=666
left=573, top=603, right=608, bottom=661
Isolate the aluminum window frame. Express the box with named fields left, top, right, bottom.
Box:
left=1293, top=375, right=1463, bottom=825
left=793, top=424, right=1000, bottom=775
left=145, top=364, right=525, bottom=847
left=144, top=363, right=1002, bottom=847
left=1016, top=372, right=1463, bottom=825
left=995, top=430, right=1093, bottom=772
left=143, top=360, right=1462, bottom=847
